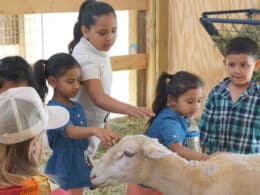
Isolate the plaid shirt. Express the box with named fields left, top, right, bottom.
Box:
left=199, top=78, right=260, bottom=154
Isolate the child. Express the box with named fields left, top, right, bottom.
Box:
left=145, top=71, right=209, bottom=160
left=33, top=53, right=119, bottom=195
left=0, top=56, right=36, bottom=93
left=127, top=71, right=212, bottom=195
left=68, top=0, right=154, bottom=160
left=199, top=36, right=260, bottom=154
left=0, top=87, right=69, bottom=195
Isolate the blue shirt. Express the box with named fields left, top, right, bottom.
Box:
left=199, top=78, right=260, bottom=154
left=45, top=99, right=92, bottom=189
left=146, top=108, right=189, bottom=147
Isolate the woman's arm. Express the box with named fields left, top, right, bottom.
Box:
left=83, top=79, right=154, bottom=117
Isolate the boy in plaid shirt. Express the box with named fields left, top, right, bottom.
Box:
left=199, top=36, right=260, bottom=154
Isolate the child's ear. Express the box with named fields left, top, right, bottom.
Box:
left=29, top=136, right=43, bottom=162
left=167, top=95, right=176, bottom=107
left=254, top=59, right=260, bottom=71
left=223, top=58, right=226, bottom=64
left=47, top=76, right=57, bottom=88
left=81, top=25, right=89, bottom=39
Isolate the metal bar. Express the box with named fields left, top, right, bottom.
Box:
left=200, top=17, right=260, bottom=25
left=202, top=9, right=260, bottom=17
left=200, top=18, right=219, bottom=36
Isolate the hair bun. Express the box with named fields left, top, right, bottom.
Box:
left=85, top=0, right=96, bottom=5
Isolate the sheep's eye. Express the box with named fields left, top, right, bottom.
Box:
left=117, top=151, right=135, bottom=160
left=124, top=151, right=135, bottom=158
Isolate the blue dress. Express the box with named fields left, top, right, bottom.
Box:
left=145, top=107, right=189, bottom=147
left=45, top=99, right=92, bottom=189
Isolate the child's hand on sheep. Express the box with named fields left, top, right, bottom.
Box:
left=104, top=122, right=120, bottom=141
left=208, top=151, right=231, bottom=158
left=102, top=123, right=120, bottom=148
left=94, top=124, right=120, bottom=149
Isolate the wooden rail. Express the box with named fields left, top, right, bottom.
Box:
left=0, top=0, right=148, bottom=14
left=111, top=53, right=147, bottom=71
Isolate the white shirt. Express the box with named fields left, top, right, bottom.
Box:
left=72, top=37, right=112, bottom=125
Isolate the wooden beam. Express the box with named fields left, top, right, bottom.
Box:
left=145, top=0, right=156, bottom=107
left=103, top=0, right=148, bottom=11
left=110, top=54, right=147, bottom=71
left=0, top=0, right=148, bottom=15
left=156, top=0, right=168, bottom=74
left=128, top=10, right=138, bottom=105
left=136, top=10, right=147, bottom=107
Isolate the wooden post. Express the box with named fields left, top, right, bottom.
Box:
left=18, top=15, right=26, bottom=57
left=144, top=0, right=168, bottom=107
left=128, top=10, right=138, bottom=105
left=156, top=0, right=168, bottom=75
left=136, top=10, right=148, bottom=107
left=144, top=0, right=156, bottom=107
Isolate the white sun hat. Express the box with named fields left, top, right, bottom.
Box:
left=0, top=87, right=69, bottom=144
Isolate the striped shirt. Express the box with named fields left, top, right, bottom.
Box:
left=199, top=78, right=260, bottom=154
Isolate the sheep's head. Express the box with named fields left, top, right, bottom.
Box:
left=90, top=135, right=172, bottom=187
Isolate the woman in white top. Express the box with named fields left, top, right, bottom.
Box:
left=69, top=0, right=154, bottom=159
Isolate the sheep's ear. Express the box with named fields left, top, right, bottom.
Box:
left=143, top=143, right=172, bottom=159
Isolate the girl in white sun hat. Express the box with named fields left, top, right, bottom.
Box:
left=0, top=86, right=69, bottom=195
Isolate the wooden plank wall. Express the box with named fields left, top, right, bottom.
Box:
left=168, top=0, right=260, bottom=111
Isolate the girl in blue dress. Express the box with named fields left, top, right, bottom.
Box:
left=34, top=53, right=119, bottom=195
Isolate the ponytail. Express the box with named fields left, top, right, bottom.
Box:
left=147, top=72, right=173, bottom=127
left=33, top=60, right=49, bottom=102
left=68, top=22, right=82, bottom=54
left=85, top=0, right=96, bottom=4
left=68, top=0, right=95, bottom=53
left=153, top=72, right=173, bottom=114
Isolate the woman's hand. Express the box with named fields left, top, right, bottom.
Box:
left=127, top=106, right=155, bottom=117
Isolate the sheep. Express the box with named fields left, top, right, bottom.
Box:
left=90, top=135, right=260, bottom=195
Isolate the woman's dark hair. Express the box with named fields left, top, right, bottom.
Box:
left=147, top=71, right=204, bottom=127
left=68, top=0, right=116, bottom=53
left=0, top=56, right=36, bottom=89
left=33, top=53, right=80, bottom=101
left=225, top=36, right=258, bottom=60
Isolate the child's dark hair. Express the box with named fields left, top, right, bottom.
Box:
left=68, top=0, right=116, bottom=53
left=34, top=53, right=80, bottom=101
left=147, top=71, right=204, bottom=127
left=225, top=36, right=258, bottom=60
left=0, top=56, right=36, bottom=89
